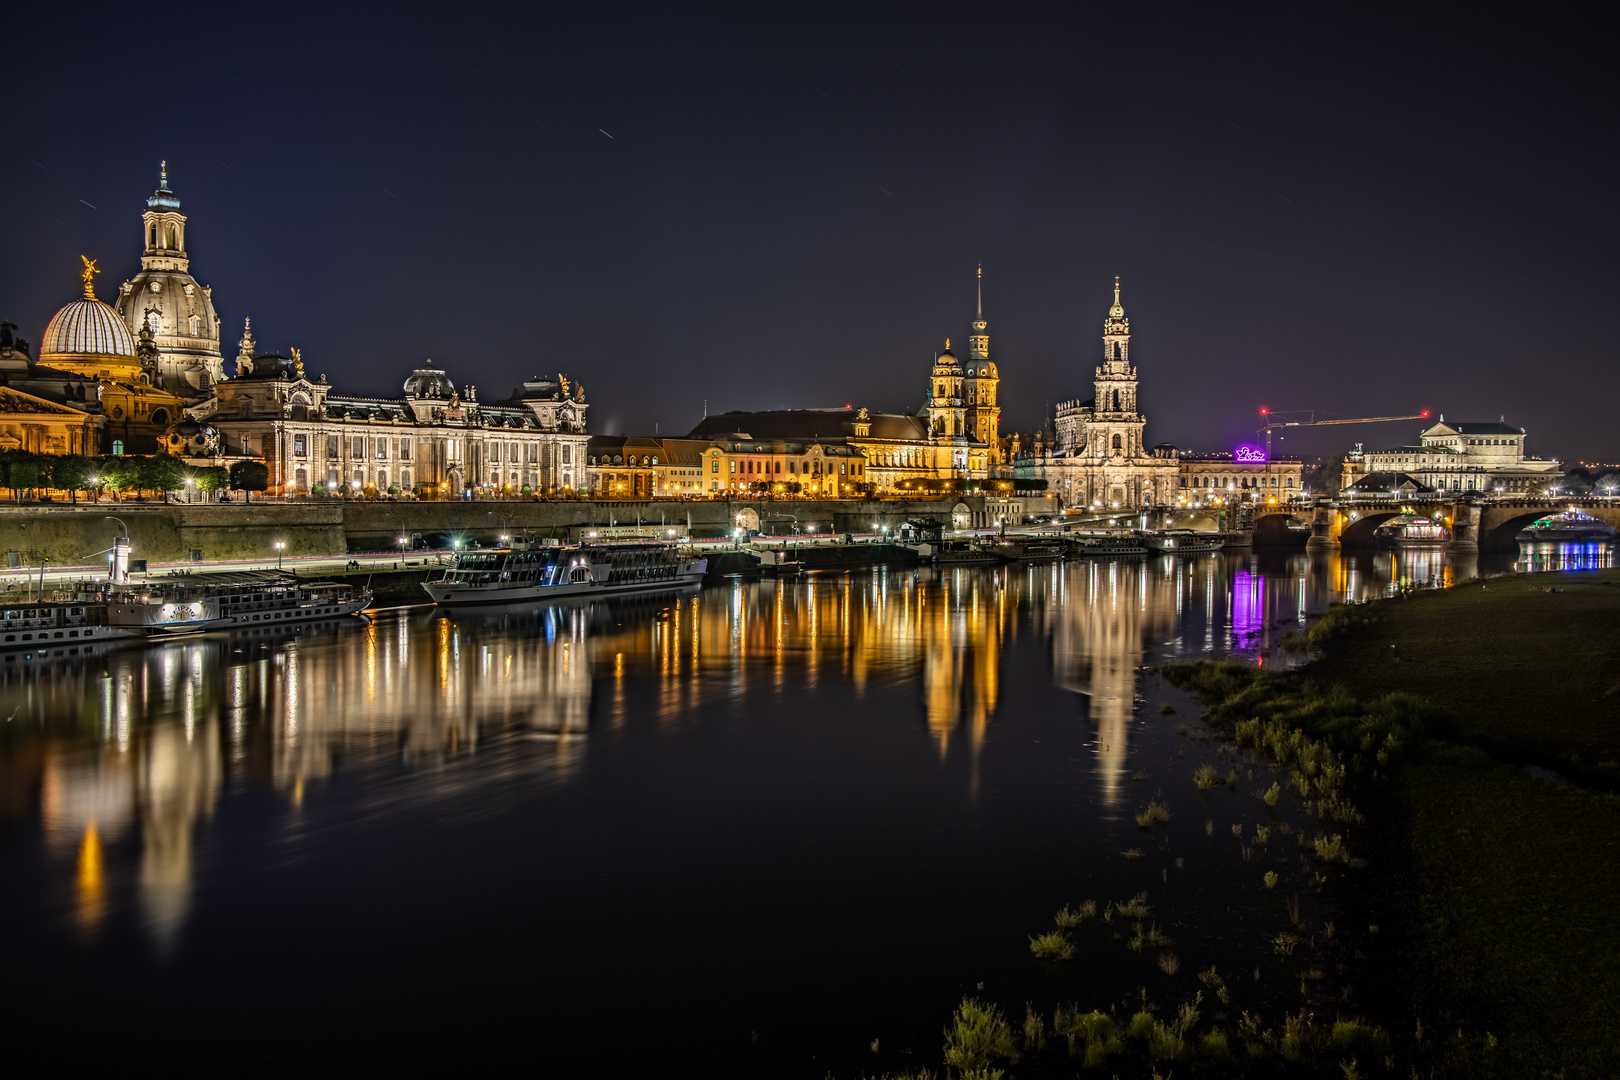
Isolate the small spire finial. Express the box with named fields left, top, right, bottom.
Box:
left=944, top=338, right=951, bottom=350
left=79, top=255, right=99, bottom=300
left=977, top=264, right=983, bottom=319
left=1114, top=275, right=1120, bottom=304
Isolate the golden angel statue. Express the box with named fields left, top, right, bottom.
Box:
left=80, top=255, right=100, bottom=300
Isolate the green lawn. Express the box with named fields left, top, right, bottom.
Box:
left=1379, top=756, right=1620, bottom=1077
left=1307, top=569, right=1620, bottom=781
left=1168, top=568, right=1620, bottom=1076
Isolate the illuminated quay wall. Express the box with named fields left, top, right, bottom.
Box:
left=0, top=497, right=1005, bottom=567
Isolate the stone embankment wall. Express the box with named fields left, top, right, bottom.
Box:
left=0, top=498, right=993, bottom=567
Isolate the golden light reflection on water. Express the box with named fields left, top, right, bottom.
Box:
left=4, top=549, right=1519, bottom=950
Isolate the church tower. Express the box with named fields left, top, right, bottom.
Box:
left=962, top=266, right=1001, bottom=460
left=1088, top=277, right=1145, bottom=461
left=113, top=162, right=225, bottom=398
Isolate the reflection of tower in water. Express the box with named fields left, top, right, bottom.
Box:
left=1049, top=560, right=1177, bottom=808
left=36, top=641, right=223, bottom=946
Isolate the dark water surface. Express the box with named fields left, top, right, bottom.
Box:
left=0, top=545, right=1607, bottom=1072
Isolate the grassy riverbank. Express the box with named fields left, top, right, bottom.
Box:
left=1174, top=568, right=1620, bottom=1078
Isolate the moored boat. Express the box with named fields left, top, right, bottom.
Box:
left=998, top=539, right=1066, bottom=563
left=1144, top=530, right=1224, bottom=554
left=422, top=542, right=707, bottom=606
left=1069, top=532, right=1148, bottom=557
left=929, top=541, right=1004, bottom=567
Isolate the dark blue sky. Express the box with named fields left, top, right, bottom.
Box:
left=4, top=4, right=1615, bottom=461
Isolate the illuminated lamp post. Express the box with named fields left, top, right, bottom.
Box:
left=274, top=540, right=286, bottom=569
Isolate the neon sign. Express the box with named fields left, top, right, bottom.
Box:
left=1233, top=444, right=1267, bottom=463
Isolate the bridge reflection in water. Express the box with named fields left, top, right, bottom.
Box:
left=1, top=543, right=1602, bottom=949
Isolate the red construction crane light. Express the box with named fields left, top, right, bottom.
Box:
left=1255, top=409, right=1432, bottom=457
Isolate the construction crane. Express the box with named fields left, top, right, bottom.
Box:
left=1255, top=408, right=1431, bottom=458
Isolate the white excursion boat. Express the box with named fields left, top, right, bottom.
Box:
left=1069, top=533, right=1149, bottom=557
left=422, top=542, right=708, bottom=607
left=1144, top=530, right=1225, bottom=554
left=172, top=571, right=372, bottom=627
left=1, top=581, right=220, bottom=650
left=0, top=571, right=370, bottom=652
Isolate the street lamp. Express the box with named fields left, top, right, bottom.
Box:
left=274, top=540, right=286, bottom=569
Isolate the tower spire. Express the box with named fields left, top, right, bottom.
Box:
left=160, top=160, right=168, bottom=188
left=969, top=266, right=989, bottom=360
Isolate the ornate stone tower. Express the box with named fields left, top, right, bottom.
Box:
left=113, top=163, right=225, bottom=398
left=962, top=266, right=1001, bottom=457
left=927, top=339, right=965, bottom=439
left=1089, top=277, right=1145, bottom=460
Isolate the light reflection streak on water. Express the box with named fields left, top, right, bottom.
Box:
left=4, top=546, right=1591, bottom=950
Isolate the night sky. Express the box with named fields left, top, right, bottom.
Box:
left=5, top=5, right=1615, bottom=461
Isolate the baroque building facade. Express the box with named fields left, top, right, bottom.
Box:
left=1342, top=417, right=1559, bottom=494
left=1024, top=279, right=1178, bottom=509
left=209, top=348, right=589, bottom=497
left=0, top=164, right=591, bottom=497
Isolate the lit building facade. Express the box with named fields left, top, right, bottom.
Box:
left=1342, top=417, right=1560, bottom=494
left=209, top=349, right=590, bottom=497
left=1026, top=279, right=1179, bottom=509
left=1177, top=453, right=1304, bottom=504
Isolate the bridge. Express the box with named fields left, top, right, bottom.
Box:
left=1253, top=496, right=1620, bottom=553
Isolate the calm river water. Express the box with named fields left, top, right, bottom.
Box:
left=0, top=544, right=1608, bottom=1072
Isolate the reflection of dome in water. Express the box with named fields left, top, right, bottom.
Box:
left=41, top=297, right=137, bottom=360
left=403, top=365, right=455, bottom=398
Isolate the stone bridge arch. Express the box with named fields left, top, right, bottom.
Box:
left=1251, top=508, right=1310, bottom=547
left=1471, top=500, right=1620, bottom=553
left=1336, top=509, right=1407, bottom=549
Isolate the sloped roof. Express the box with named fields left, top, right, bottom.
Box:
left=1343, top=471, right=1436, bottom=493
left=1425, top=421, right=1523, bottom=436
left=685, top=408, right=927, bottom=443
left=0, top=385, right=88, bottom=416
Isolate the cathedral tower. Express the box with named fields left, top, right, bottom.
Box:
left=1094, top=276, right=1136, bottom=416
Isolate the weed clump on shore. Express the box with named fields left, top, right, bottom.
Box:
left=1192, top=763, right=1220, bottom=792
left=1053, top=901, right=1096, bottom=928
left=943, top=997, right=1016, bottom=1078
left=1028, top=931, right=1074, bottom=961
left=1135, top=799, right=1172, bottom=828
left=1115, top=892, right=1151, bottom=919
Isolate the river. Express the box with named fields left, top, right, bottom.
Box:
left=0, top=543, right=1608, bottom=1072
